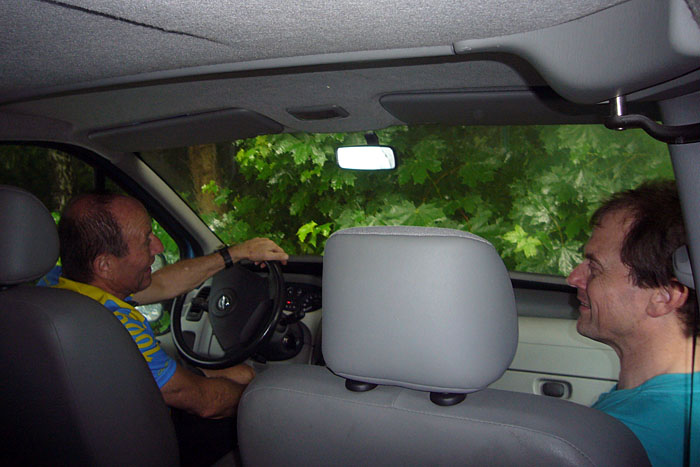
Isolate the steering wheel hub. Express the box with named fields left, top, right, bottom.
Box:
left=213, top=290, right=237, bottom=316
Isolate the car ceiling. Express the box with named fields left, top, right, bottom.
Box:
left=1, top=0, right=699, bottom=151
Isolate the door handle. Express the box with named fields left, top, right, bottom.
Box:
left=539, top=379, right=572, bottom=398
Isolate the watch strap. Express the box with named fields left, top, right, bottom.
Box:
left=217, top=246, right=234, bottom=269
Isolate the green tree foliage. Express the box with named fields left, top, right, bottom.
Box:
left=2, top=127, right=669, bottom=278
left=186, top=125, right=671, bottom=276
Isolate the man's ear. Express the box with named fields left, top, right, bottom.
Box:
left=92, top=253, right=113, bottom=281
left=648, top=281, right=689, bottom=318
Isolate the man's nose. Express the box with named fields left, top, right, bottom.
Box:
left=151, top=234, right=165, bottom=255
left=567, top=263, right=586, bottom=289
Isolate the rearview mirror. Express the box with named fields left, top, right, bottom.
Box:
left=336, top=146, right=396, bottom=170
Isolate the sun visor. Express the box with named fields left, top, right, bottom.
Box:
left=380, top=89, right=660, bottom=126
left=88, top=108, right=283, bottom=152
left=453, top=0, right=700, bottom=104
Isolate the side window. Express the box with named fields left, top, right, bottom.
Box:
left=0, top=144, right=177, bottom=334
left=1, top=145, right=95, bottom=214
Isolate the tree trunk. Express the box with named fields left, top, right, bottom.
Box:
left=49, top=149, right=73, bottom=212
left=188, top=144, right=224, bottom=214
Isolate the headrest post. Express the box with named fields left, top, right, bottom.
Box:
left=430, top=392, right=466, bottom=407
left=345, top=379, right=378, bottom=392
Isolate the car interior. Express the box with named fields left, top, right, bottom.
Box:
left=1, top=0, right=700, bottom=465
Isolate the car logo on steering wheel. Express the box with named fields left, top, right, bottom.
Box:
left=217, top=294, right=231, bottom=312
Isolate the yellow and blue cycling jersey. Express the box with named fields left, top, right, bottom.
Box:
left=39, top=266, right=176, bottom=388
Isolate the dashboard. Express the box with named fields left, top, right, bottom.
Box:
left=284, top=283, right=322, bottom=314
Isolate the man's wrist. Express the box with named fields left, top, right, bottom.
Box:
left=216, top=246, right=234, bottom=269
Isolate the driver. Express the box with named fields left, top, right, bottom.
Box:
left=39, top=192, right=288, bottom=463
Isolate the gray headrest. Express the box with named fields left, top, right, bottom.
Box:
left=0, top=185, right=59, bottom=285
left=673, top=245, right=695, bottom=289
left=322, top=226, right=518, bottom=393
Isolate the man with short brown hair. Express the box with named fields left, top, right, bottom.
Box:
left=568, top=180, right=699, bottom=465
left=41, top=192, right=289, bottom=465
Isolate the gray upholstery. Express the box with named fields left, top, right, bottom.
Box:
left=240, top=365, right=650, bottom=466
left=322, top=226, right=518, bottom=393
left=0, top=185, right=59, bottom=285
left=0, top=186, right=179, bottom=466
left=238, top=226, right=650, bottom=466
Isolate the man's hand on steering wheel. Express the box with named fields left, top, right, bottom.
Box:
left=226, top=238, right=289, bottom=266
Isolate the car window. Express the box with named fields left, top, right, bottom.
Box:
left=1, top=145, right=99, bottom=212
left=0, top=144, right=177, bottom=334
left=140, top=124, right=672, bottom=276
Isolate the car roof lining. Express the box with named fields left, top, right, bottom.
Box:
left=0, top=0, right=699, bottom=149
left=2, top=0, right=626, bottom=97
left=2, top=56, right=542, bottom=136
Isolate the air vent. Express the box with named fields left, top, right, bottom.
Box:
left=287, top=105, right=349, bottom=121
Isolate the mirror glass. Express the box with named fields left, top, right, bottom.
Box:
left=336, top=146, right=396, bottom=170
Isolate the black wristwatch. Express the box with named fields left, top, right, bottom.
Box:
left=216, top=246, right=234, bottom=269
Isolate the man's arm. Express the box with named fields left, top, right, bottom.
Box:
left=200, top=364, right=256, bottom=385
left=160, top=364, right=254, bottom=419
left=134, top=237, right=288, bottom=305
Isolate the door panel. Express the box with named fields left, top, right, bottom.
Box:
left=489, top=316, right=618, bottom=406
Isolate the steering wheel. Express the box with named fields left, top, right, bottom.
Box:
left=172, top=261, right=285, bottom=369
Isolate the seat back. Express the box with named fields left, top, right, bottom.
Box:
left=238, top=226, right=650, bottom=466
left=0, top=185, right=179, bottom=466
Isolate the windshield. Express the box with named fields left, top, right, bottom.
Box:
left=140, top=124, right=672, bottom=276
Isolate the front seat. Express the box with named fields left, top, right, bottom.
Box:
left=0, top=185, right=179, bottom=466
left=238, top=226, right=650, bottom=466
